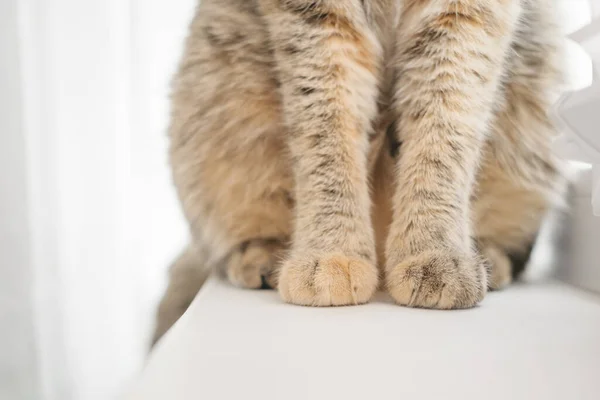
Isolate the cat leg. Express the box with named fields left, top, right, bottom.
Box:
left=171, top=123, right=292, bottom=292
left=478, top=239, right=536, bottom=291
left=153, top=2, right=294, bottom=341
left=473, top=1, right=567, bottom=290
left=384, top=0, right=521, bottom=309
left=474, top=161, right=554, bottom=290
left=169, top=1, right=294, bottom=290
left=260, top=0, right=381, bottom=306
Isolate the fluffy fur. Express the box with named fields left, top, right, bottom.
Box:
left=153, top=0, right=567, bottom=342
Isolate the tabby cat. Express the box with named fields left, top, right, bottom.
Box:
left=153, top=0, right=567, bottom=343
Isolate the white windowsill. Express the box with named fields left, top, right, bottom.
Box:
left=126, top=276, right=600, bottom=400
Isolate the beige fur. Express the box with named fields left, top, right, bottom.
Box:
left=153, top=0, right=567, bottom=341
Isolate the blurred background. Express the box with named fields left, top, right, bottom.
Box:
left=0, top=0, right=596, bottom=399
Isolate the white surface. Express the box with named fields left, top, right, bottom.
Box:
left=128, top=277, right=600, bottom=400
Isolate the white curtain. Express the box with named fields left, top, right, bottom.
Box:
left=3, top=0, right=194, bottom=399
left=0, top=1, right=595, bottom=400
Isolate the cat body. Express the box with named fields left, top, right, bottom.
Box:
left=154, top=0, right=566, bottom=342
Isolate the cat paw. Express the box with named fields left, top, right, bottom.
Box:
left=480, top=245, right=512, bottom=291
left=385, top=251, right=487, bottom=309
left=226, top=238, right=286, bottom=289
left=278, top=253, right=378, bottom=306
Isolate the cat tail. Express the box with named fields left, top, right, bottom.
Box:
left=151, top=243, right=210, bottom=348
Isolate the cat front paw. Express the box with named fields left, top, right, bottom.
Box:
left=278, top=253, right=378, bottom=306
left=385, top=251, right=487, bottom=309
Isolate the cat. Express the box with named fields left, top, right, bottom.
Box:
left=153, top=0, right=567, bottom=344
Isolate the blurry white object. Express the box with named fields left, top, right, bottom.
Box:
left=561, top=165, right=600, bottom=294
left=554, top=12, right=600, bottom=295
left=555, top=16, right=600, bottom=215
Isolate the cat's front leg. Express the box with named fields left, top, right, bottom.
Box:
left=385, top=0, right=521, bottom=309
left=260, top=0, right=381, bottom=306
